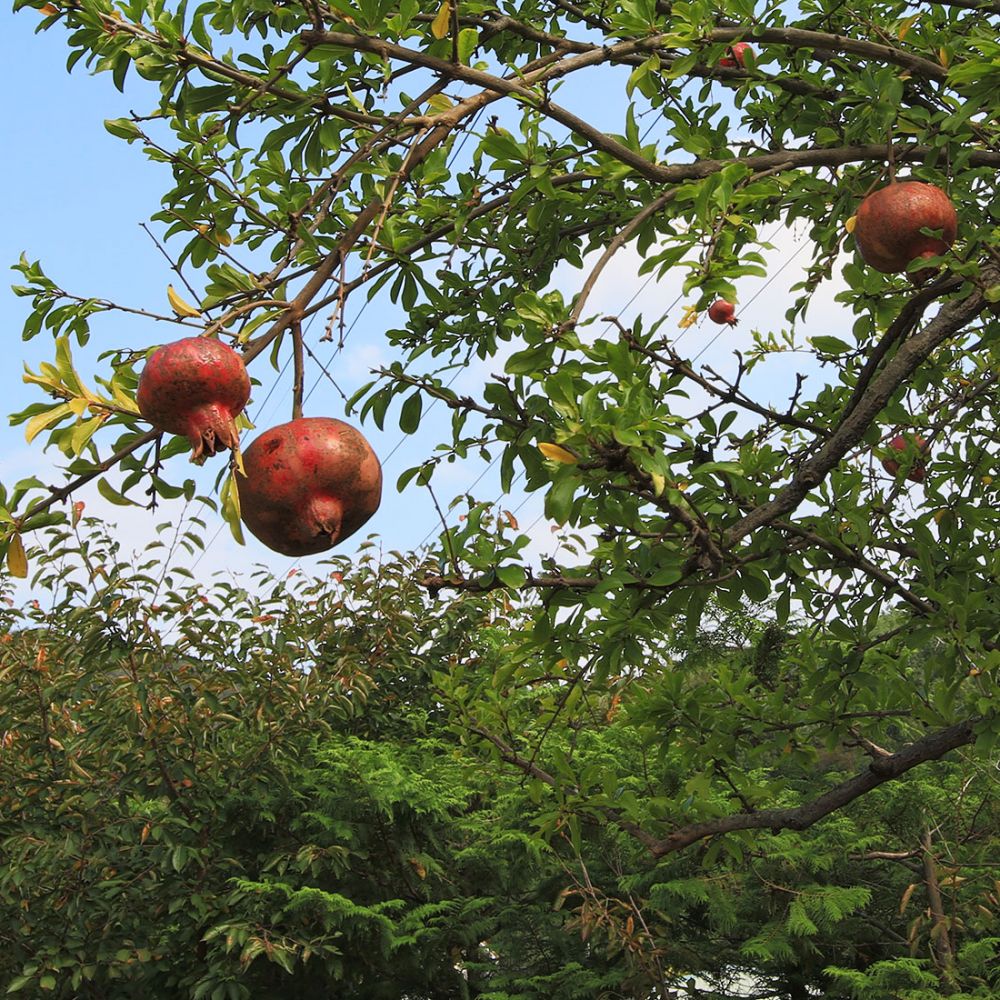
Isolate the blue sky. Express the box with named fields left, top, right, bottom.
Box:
left=0, top=6, right=854, bottom=594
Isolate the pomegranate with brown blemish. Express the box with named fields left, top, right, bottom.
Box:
left=853, top=181, right=957, bottom=281
left=237, top=417, right=382, bottom=557
left=136, top=337, right=250, bottom=463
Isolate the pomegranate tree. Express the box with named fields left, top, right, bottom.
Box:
left=853, top=181, right=957, bottom=280
left=237, top=417, right=382, bottom=557
left=881, top=433, right=930, bottom=483
left=708, top=300, right=738, bottom=326
left=136, top=337, right=250, bottom=463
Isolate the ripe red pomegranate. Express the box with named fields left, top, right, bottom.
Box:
left=237, top=417, right=382, bottom=557
left=853, top=181, right=957, bottom=281
left=720, top=42, right=753, bottom=68
left=137, top=337, right=250, bottom=463
left=880, top=433, right=930, bottom=483
left=708, top=300, right=738, bottom=326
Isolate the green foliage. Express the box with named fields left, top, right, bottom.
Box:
left=3, top=528, right=1000, bottom=997
left=7, top=0, right=1000, bottom=996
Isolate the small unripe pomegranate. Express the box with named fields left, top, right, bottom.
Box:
left=719, top=42, right=753, bottom=68
left=708, top=300, right=738, bottom=326
left=137, top=337, right=250, bottom=463
left=853, top=182, right=957, bottom=281
left=237, top=417, right=382, bottom=557
left=881, top=433, right=930, bottom=483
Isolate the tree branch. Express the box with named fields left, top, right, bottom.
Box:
left=707, top=26, right=946, bottom=80
left=648, top=720, right=976, bottom=857
left=727, top=277, right=992, bottom=545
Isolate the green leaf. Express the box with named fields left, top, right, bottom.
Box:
left=496, top=565, right=526, bottom=589
left=810, top=335, right=853, bottom=355
left=399, top=392, right=423, bottom=434
left=457, top=27, right=478, bottom=64
left=104, top=118, right=143, bottom=142
left=97, top=478, right=137, bottom=507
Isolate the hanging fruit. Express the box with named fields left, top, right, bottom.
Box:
left=719, top=42, right=753, bottom=68
left=852, top=181, right=957, bottom=282
left=136, top=336, right=251, bottom=463
left=708, top=300, right=739, bottom=326
left=880, top=433, right=931, bottom=483
left=237, top=417, right=383, bottom=557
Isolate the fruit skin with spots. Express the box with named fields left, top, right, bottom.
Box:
left=881, top=433, right=930, bottom=483
left=136, top=337, right=250, bottom=463
left=853, top=182, right=957, bottom=281
left=708, top=300, right=739, bottom=326
left=720, top=42, right=752, bottom=68
left=237, top=417, right=382, bottom=557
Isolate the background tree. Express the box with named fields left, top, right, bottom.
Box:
left=3, top=529, right=1000, bottom=998
left=4, top=0, right=1000, bottom=995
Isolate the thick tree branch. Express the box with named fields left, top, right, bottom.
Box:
left=772, top=519, right=936, bottom=616
left=300, top=30, right=1000, bottom=184
left=648, top=720, right=976, bottom=857
left=708, top=26, right=947, bottom=80
left=727, top=278, right=992, bottom=545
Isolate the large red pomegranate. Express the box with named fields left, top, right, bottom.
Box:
left=237, top=417, right=382, bottom=557
left=719, top=42, right=752, bottom=68
left=880, top=433, right=930, bottom=483
left=853, top=181, right=957, bottom=280
left=708, top=300, right=738, bottom=326
left=137, top=337, right=250, bottom=463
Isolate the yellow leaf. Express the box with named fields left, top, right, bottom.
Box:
left=6, top=534, right=27, bottom=579
left=678, top=304, right=698, bottom=329
left=24, top=402, right=73, bottom=444
left=538, top=442, right=577, bottom=464
left=408, top=858, right=428, bottom=879
left=650, top=472, right=666, bottom=496
left=167, top=284, right=202, bottom=318
left=897, top=13, right=920, bottom=39
left=426, top=94, right=454, bottom=114
left=69, top=758, right=92, bottom=780
left=430, top=0, right=451, bottom=39
left=39, top=3, right=59, bottom=13
left=72, top=501, right=85, bottom=527
left=939, top=46, right=950, bottom=67
left=222, top=474, right=245, bottom=545
left=844, top=214, right=857, bottom=234
left=503, top=510, right=519, bottom=530
left=899, top=882, right=918, bottom=915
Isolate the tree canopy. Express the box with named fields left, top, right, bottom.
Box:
left=4, top=0, right=1000, bottom=995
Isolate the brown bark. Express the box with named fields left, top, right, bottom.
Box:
left=921, top=828, right=955, bottom=974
